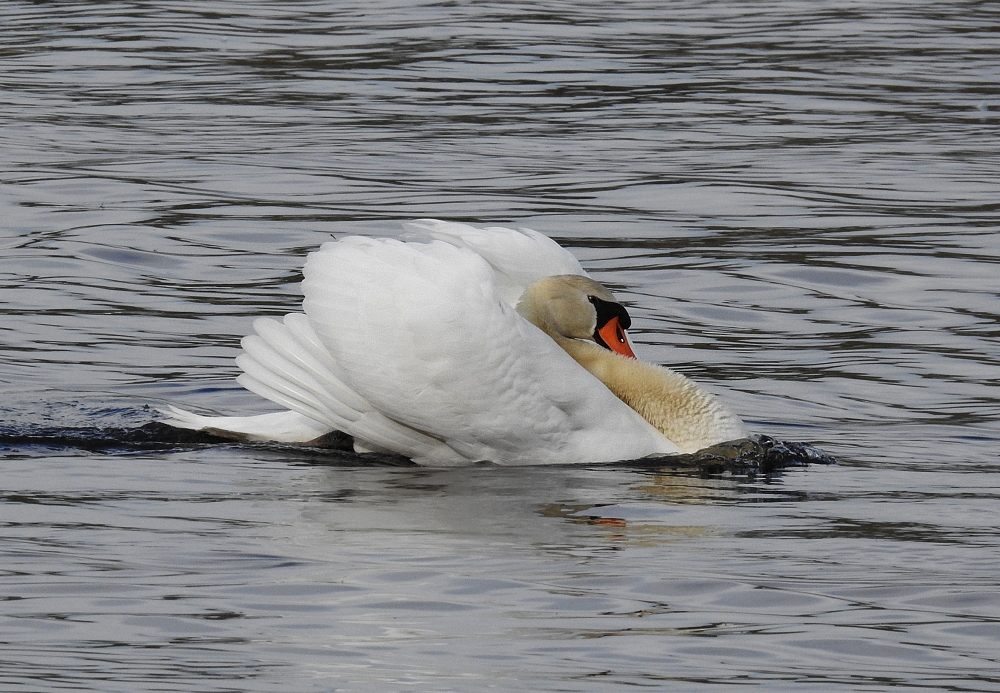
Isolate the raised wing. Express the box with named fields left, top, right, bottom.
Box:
left=298, top=236, right=674, bottom=464
left=402, top=219, right=586, bottom=305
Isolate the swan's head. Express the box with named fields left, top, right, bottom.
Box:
left=516, top=275, right=636, bottom=358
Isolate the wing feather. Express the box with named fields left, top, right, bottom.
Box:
left=300, top=236, right=672, bottom=464
left=163, top=225, right=677, bottom=465
left=402, top=219, right=586, bottom=305
left=236, top=315, right=462, bottom=463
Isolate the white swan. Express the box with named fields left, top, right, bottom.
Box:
left=161, top=220, right=748, bottom=465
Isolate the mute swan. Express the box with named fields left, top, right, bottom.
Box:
left=161, top=220, right=747, bottom=465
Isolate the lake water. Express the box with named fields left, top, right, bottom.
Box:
left=2, top=1, right=999, bottom=690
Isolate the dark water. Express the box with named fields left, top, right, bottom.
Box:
left=2, top=1, right=1000, bottom=691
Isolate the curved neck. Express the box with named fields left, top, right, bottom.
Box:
left=554, top=337, right=748, bottom=453
left=515, top=277, right=747, bottom=452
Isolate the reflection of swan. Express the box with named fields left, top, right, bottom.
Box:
left=162, top=220, right=747, bottom=465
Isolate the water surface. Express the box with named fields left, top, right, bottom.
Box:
left=2, top=1, right=999, bottom=691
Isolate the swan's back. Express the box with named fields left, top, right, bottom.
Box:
left=297, top=236, right=675, bottom=464
left=160, top=222, right=745, bottom=464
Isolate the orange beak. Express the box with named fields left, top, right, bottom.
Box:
left=597, top=316, right=637, bottom=359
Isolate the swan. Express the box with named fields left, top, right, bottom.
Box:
left=161, top=220, right=748, bottom=465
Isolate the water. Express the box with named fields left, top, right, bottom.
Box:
left=2, top=1, right=999, bottom=690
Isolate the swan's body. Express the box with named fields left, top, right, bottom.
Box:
left=162, top=220, right=747, bottom=465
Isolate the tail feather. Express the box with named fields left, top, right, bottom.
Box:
left=158, top=406, right=333, bottom=443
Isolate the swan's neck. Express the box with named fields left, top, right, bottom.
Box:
left=554, top=336, right=748, bottom=453
left=514, top=275, right=747, bottom=452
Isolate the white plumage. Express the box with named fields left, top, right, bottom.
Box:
left=162, top=220, right=747, bottom=465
